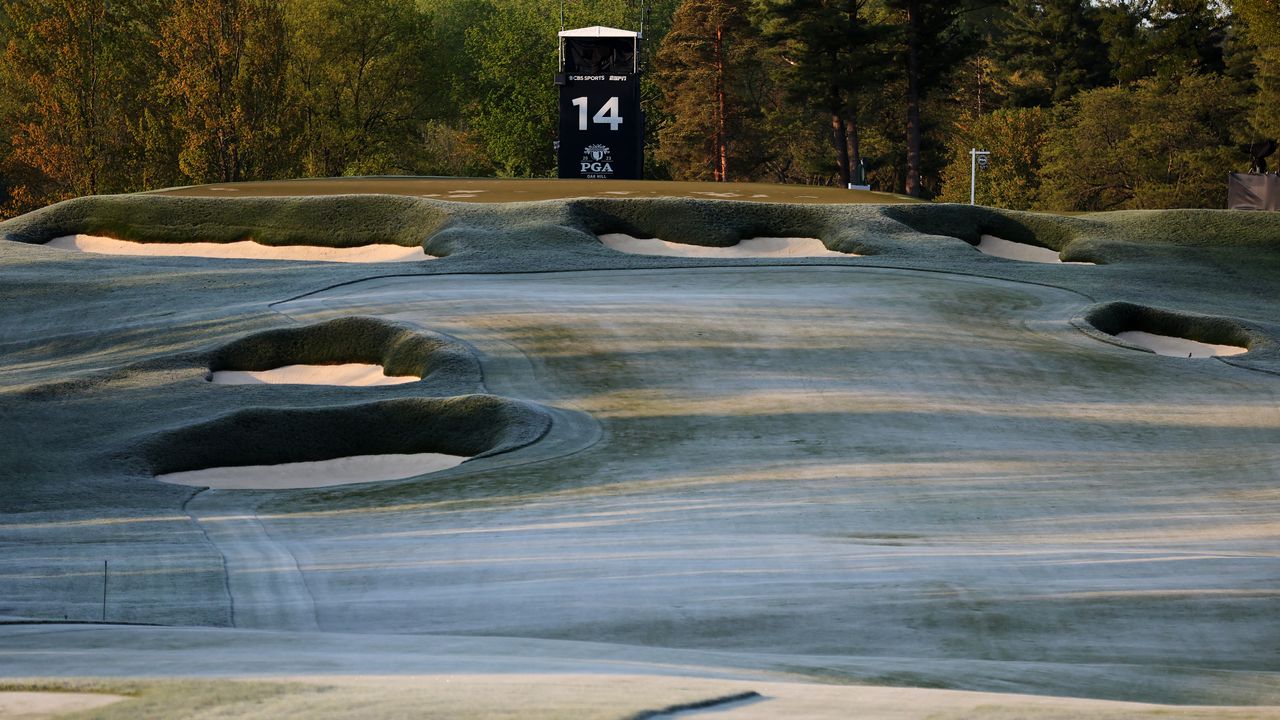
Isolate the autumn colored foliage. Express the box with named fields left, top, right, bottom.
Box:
left=0, top=0, right=1274, bottom=215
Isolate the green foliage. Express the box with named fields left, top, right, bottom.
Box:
left=1232, top=0, right=1280, bottom=140
left=464, top=0, right=629, bottom=177
left=938, top=107, right=1048, bottom=209
left=290, top=0, right=435, bottom=177
left=994, top=0, right=1112, bottom=107
left=0, top=0, right=158, bottom=201
left=156, top=0, right=295, bottom=182
left=884, top=0, right=971, bottom=197
left=752, top=0, right=891, bottom=185
left=0, top=0, right=1272, bottom=207
left=654, top=0, right=765, bottom=180
left=1039, top=75, right=1244, bottom=211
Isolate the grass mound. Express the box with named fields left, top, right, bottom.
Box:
left=142, top=394, right=551, bottom=477
left=209, top=317, right=479, bottom=386
left=571, top=197, right=831, bottom=249
left=7, top=193, right=1279, bottom=269
left=0, top=194, right=449, bottom=249
left=1079, top=301, right=1265, bottom=353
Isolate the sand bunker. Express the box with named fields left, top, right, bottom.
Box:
left=45, top=234, right=431, bottom=263
left=975, top=234, right=1091, bottom=264
left=157, top=452, right=466, bottom=490
left=1115, top=330, right=1248, bottom=358
left=599, top=233, right=852, bottom=258
left=210, top=363, right=419, bottom=386
left=0, top=691, right=126, bottom=718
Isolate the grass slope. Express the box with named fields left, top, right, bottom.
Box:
left=0, top=182, right=1278, bottom=708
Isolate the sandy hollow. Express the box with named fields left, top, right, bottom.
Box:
left=209, top=363, right=420, bottom=387
left=157, top=453, right=467, bottom=490
left=976, top=234, right=1092, bottom=264
left=1115, top=330, right=1248, bottom=358
left=0, top=691, right=126, bottom=718
left=598, top=233, right=854, bottom=258
left=45, top=234, right=432, bottom=263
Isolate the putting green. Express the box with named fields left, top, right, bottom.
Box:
left=149, top=176, right=918, bottom=204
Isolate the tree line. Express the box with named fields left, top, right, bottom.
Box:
left=0, top=0, right=1275, bottom=217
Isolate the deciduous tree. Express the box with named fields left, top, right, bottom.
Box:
left=938, top=106, right=1048, bottom=208
left=1231, top=0, right=1280, bottom=141
left=156, top=0, right=294, bottom=183
left=1039, top=74, right=1242, bottom=210
left=0, top=0, right=156, bottom=203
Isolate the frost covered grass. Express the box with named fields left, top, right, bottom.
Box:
left=1, top=185, right=1279, bottom=710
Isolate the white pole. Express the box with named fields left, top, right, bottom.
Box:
left=970, top=148, right=977, bottom=205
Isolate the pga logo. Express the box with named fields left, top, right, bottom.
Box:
left=580, top=144, right=614, bottom=175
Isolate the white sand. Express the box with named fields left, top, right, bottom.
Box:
left=0, top=691, right=125, bottom=718
left=976, top=234, right=1092, bottom=264
left=210, top=363, right=420, bottom=386
left=599, top=233, right=853, bottom=258
left=1116, top=330, right=1248, bottom=358
left=157, top=453, right=467, bottom=490
left=45, top=234, right=432, bottom=263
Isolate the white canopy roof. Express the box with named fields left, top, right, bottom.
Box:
left=559, top=26, right=639, bottom=38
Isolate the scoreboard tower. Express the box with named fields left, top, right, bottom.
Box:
left=556, top=26, right=643, bottom=180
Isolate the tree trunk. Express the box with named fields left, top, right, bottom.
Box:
left=846, top=115, right=861, bottom=180
left=831, top=112, right=850, bottom=186
left=904, top=0, right=922, bottom=197
left=714, top=25, right=727, bottom=182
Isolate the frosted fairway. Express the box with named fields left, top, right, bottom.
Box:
left=598, top=233, right=854, bottom=258
left=156, top=453, right=467, bottom=490
left=45, top=234, right=432, bottom=263
left=1116, top=330, right=1248, bottom=358
left=209, top=363, right=420, bottom=386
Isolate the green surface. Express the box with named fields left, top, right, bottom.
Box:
left=0, top=188, right=1278, bottom=711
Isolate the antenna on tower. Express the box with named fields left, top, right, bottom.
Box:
left=560, top=0, right=565, bottom=32
left=639, top=0, right=649, bottom=37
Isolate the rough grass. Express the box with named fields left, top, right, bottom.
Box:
left=0, top=194, right=449, bottom=248
left=1080, top=301, right=1266, bottom=352
left=142, top=394, right=552, bottom=475
left=4, top=193, right=1277, bottom=268
left=208, top=316, right=480, bottom=383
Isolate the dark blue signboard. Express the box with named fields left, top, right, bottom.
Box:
left=557, top=27, right=644, bottom=180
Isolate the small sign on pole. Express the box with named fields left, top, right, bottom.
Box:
left=969, top=148, right=990, bottom=206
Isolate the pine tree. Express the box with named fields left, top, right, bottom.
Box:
left=754, top=0, right=886, bottom=186
left=884, top=0, right=967, bottom=197
left=655, top=0, right=763, bottom=181
left=995, top=0, right=1111, bottom=107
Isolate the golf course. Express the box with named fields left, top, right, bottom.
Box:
left=1, top=178, right=1278, bottom=718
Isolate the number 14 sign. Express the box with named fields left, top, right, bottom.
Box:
left=558, top=75, right=643, bottom=179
